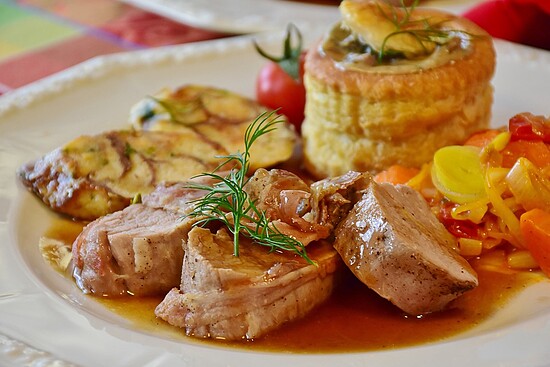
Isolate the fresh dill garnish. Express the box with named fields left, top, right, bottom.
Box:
left=377, top=0, right=474, bottom=62
left=184, top=111, right=314, bottom=264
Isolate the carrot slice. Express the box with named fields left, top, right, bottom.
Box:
left=464, top=129, right=501, bottom=148
left=519, top=208, right=550, bottom=276
left=374, top=165, right=420, bottom=185
left=501, top=140, right=550, bottom=168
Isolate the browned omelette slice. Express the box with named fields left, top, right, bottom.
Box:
left=18, top=129, right=228, bottom=221
left=129, top=84, right=298, bottom=170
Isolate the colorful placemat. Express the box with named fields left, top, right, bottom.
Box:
left=0, top=0, right=233, bottom=95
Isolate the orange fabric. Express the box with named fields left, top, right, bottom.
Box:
left=0, top=0, right=233, bottom=94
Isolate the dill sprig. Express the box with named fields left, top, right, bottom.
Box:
left=377, top=0, right=473, bottom=62
left=185, top=111, right=314, bottom=264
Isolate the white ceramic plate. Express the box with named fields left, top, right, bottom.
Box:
left=119, top=0, right=483, bottom=34
left=120, top=0, right=341, bottom=34
left=1, top=30, right=550, bottom=367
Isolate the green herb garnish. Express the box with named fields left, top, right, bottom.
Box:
left=253, top=23, right=303, bottom=81
left=185, top=111, right=313, bottom=264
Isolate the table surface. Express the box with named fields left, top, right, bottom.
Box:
left=3, top=0, right=548, bottom=97
left=0, top=0, right=234, bottom=96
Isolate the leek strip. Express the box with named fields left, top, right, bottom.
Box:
left=458, top=238, right=483, bottom=257
left=451, top=197, right=490, bottom=223
left=507, top=250, right=539, bottom=270
left=406, top=163, right=431, bottom=190
left=480, top=132, right=511, bottom=164
left=484, top=167, right=524, bottom=248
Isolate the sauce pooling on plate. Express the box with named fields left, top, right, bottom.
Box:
left=43, top=218, right=541, bottom=353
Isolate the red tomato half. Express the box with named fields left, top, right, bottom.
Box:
left=509, top=112, right=550, bottom=143
left=256, top=52, right=306, bottom=132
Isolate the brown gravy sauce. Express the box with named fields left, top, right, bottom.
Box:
left=44, top=218, right=542, bottom=353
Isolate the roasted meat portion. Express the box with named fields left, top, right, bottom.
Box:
left=334, top=181, right=478, bottom=315
left=141, top=174, right=222, bottom=215
left=155, top=227, right=343, bottom=340
left=18, top=129, right=227, bottom=220
left=70, top=175, right=214, bottom=296
left=240, top=169, right=372, bottom=246
left=310, top=170, right=372, bottom=228
left=129, top=84, right=298, bottom=170
left=243, top=168, right=332, bottom=245
left=71, top=204, right=190, bottom=296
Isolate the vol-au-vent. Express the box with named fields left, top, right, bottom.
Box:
left=302, top=0, right=496, bottom=178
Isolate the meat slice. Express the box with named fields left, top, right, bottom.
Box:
left=141, top=175, right=220, bottom=214
left=243, top=168, right=331, bottom=245
left=71, top=204, right=190, bottom=296
left=334, top=181, right=478, bottom=315
left=240, top=169, right=371, bottom=246
left=155, top=227, right=342, bottom=340
left=310, top=170, right=372, bottom=228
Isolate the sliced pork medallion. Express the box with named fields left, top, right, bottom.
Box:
left=155, top=227, right=342, bottom=340
left=71, top=204, right=190, bottom=296
left=18, top=129, right=227, bottom=221
left=334, top=182, right=478, bottom=315
left=141, top=174, right=223, bottom=214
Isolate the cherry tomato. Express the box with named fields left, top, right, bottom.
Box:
left=509, top=112, right=550, bottom=143
left=256, top=53, right=306, bottom=132
left=254, top=24, right=306, bottom=133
